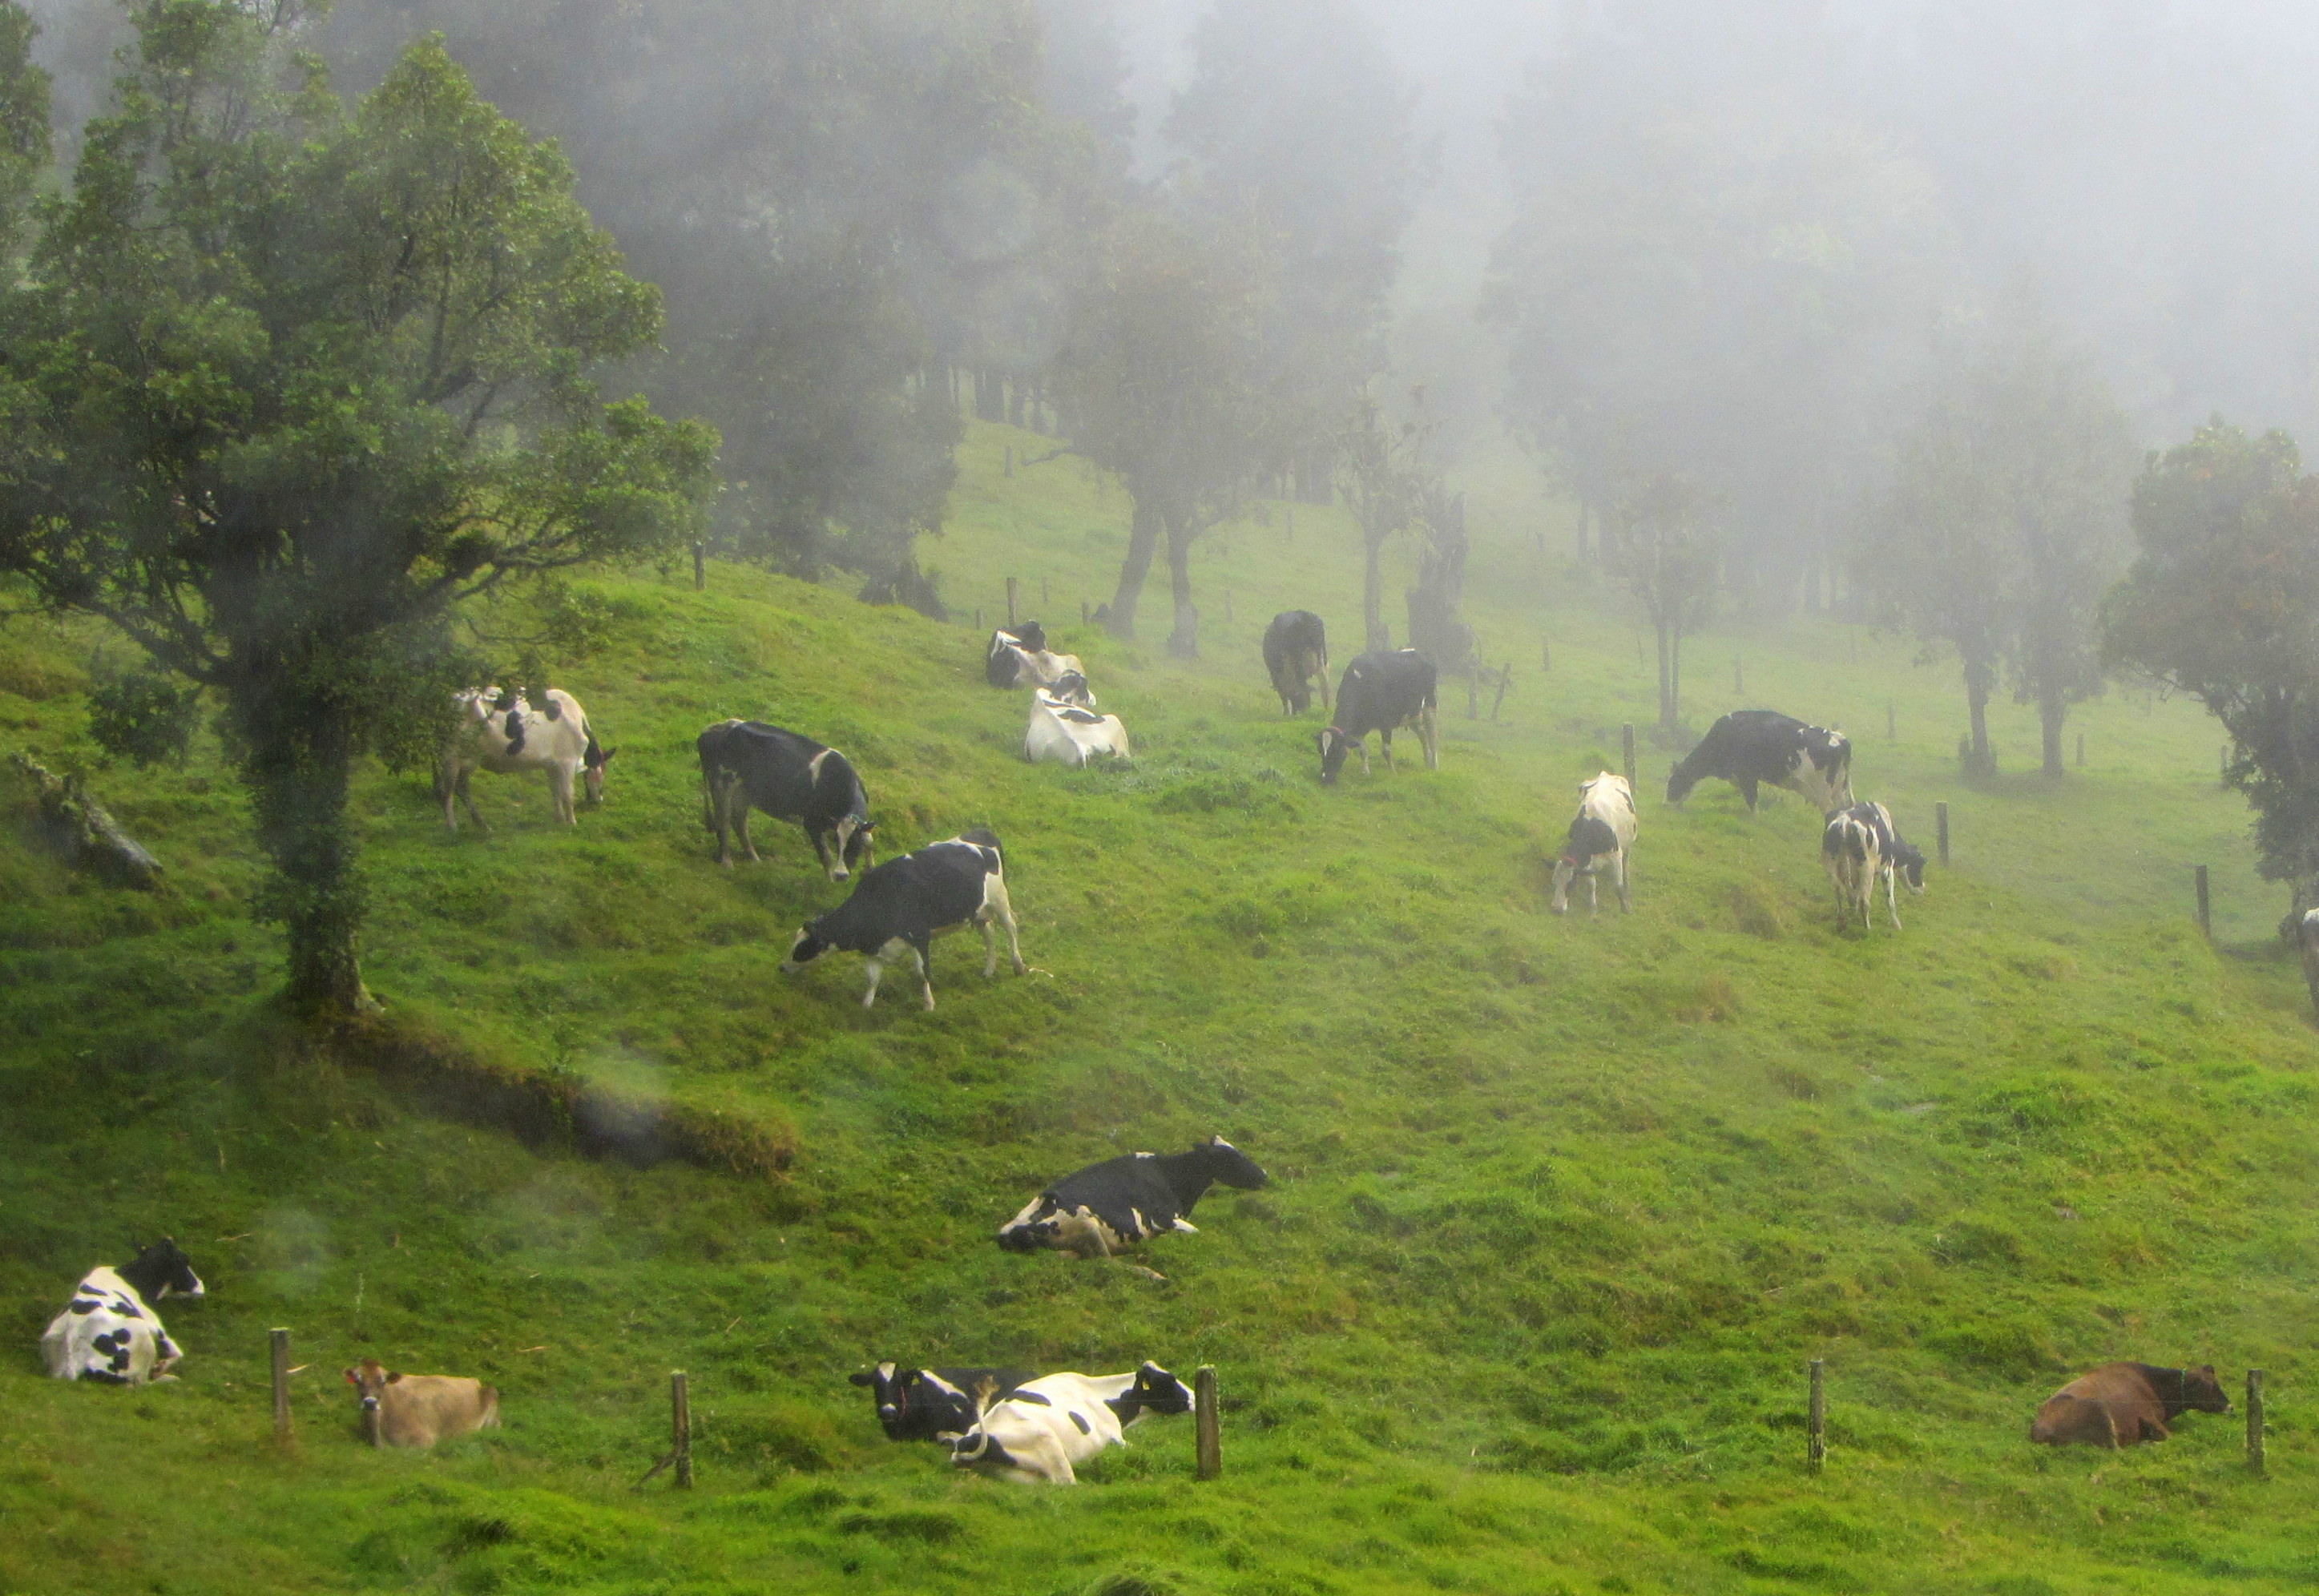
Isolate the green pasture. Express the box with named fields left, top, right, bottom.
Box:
left=2, top=420, right=2317, bottom=1594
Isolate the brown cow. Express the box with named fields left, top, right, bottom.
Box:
left=2031, top=1362, right=2228, bottom=1447
left=344, top=1358, right=501, bottom=1449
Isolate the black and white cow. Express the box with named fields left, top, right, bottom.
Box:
left=849, top=1362, right=1037, bottom=1442
left=438, top=687, right=614, bottom=831
left=1664, top=709, right=1853, bottom=813
left=948, top=1363, right=1196, bottom=1485
left=41, top=1239, right=204, bottom=1385
left=780, top=828, right=1028, bottom=1009
left=1263, top=611, right=1331, bottom=716
left=998, top=1137, right=1269, bottom=1280
left=697, top=719, right=875, bottom=879
left=1821, top=800, right=1926, bottom=932
left=986, top=623, right=1086, bottom=691
left=1317, top=649, right=1438, bottom=784
left=1551, top=772, right=1638, bottom=915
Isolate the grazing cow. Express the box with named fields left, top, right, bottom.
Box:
left=697, top=719, right=875, bottom=879
left=1263, top=611, right=1331, bottom=716
left=849, top=1363, right=1036, bottom=1443
left=986, top=623, right=1085, bottom=691
left=344, top=1358, right=502, bottom=1449
left=2297, top=908, right=2319, bottom=1016
left=780, top=828, right=1028, bottom=1009
left=1025, top=691, right=1131, bottom=768
left=41, top=1239, right=204, bottom=1385
left=1317, top=650, right=1438, bottom=784
left=1551, top=772, right=1638, bottom=916
left=2031, top=1363, right=2229, bottom=1448
left=998, top=1137, right=1269, bottom=1280
left=948, top=1363, right=1196, bottom=1485
left=1821, top=800, right=1926, bottom=932
left=1665, top=710, right=1852, bottom=813
left=438, top=687, right=613, bottom=832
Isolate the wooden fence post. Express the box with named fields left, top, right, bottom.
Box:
left=692, top=540, right=704, bottom=592
left=1808, top=1359, right=1825, bottom=1475
left=1195, top=1365, right=1221, bottom=1481
left=1622, top=724, right=1636, bottom=792
left=1004, top=445, right=1013, bottom=478
left=1734, top=656, right=1744, bottom=694
left=2248, top=1368, right=2266, bottom=1474
left=1043, top=577, right=1051, bottom=607
left=1935, top=802, right=1950, bottom=867
left=1541, top=639, right=1551, bottom=673
left=973, top=607, right=982, bottom=632
left=672, top=1371, right=693, bottom=1489
left=1224, top=590, right=1234, bottom=624
left=1492, top=663, right=1511, bottom=722
left=1081, top=600, right=1090, bottom=627
left=1006, top=577, right=1018, bottom=628
left=2076, top=732, right=2085, bottom=769
left=2196, top=864, right=2212, bottom=937
left=270, top=1328, right=293, bottom=1447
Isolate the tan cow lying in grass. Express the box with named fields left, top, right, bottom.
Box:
left=2031, top=1361, right=2228, bottom=1447
left=345, top=1358, right=501, bottom=1449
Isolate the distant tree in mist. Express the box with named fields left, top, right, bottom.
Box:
left=1863, top=324, right=2135, bottom=776
left=1610, top=475, right=1720, bottom=737
left=1168, top=0, right=1419, bottom=499
left=1335, top=391, right=1435, bottom=651
left=0, top=5, right=716, bottom=1015
left=2106, top=422, right=2319, bottom=919
left=320, top=0, right=1094, bottom=594
left=0, top=0, right=42, bottom=260
left=1486, top=42, right=1954, bottom=608
left=1051, top=208, right=1276, bottom=656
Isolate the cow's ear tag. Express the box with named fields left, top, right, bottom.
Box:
left=344, top=1368, right=360, bottom=1387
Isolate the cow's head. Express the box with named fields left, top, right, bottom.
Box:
left=1051, top=670, right=1095, bottom=709
left=781, top=921, right=832, bottom=973
left=1128, top=1361, right=1196, bottom=1418
left=1196, top=1135, right=1270, bottom=1191
left=583, top=740, right=616, bottom=806
left=122, top=1237, right=204, bottom=1302
left=344, top=1359, right=400, bottom=1443
left=1664, top=764, right=1698, bottom=805
left=849, top=1361, right=911, bottom=1437
left=2179, top=1364, right=2232, bottom=1415
left=827, top=816, right=874, bottom=882
left=1317, top=727, right=1357, bottom=784
left=1890, top=840, right=1928, bottom=893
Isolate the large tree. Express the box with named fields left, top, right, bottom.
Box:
left=0, top=2, right=715, bottom=1015
left=2106, top=421, right=2319, bottom=918
left=1865, top=323, right=2135, bottom=775
left=1611, top=474, right=1720, bottom=737
left=1051, top=208, right=1274, bottom=656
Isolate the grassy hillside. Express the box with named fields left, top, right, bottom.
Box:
left=3, top=418, right=2317, bottom=1595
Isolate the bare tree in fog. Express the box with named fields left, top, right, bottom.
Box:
left=1865, top=317, right=2135, bottom=776
left=1335, top=391, right=1435, bottom=651
left=1611, top=474, right=1720, bottom=737
left=1052, top=209, right=1275, bottom=655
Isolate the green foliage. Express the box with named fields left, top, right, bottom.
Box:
left=2106, top=419, right=2319, bottom=890
left=0, top=0, right=46, bottom=259
left=85, top=663, right=201, bottom=768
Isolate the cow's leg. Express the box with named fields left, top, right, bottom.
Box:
left=457, top=768, right=488, bottom=832
left=982, top=880, right=1030, bottom=975
left=437, top=756, right=460, bottom=832
left=912, top=936, right=936, bottom=1010
left=1318, top=663, right=1333, bottom=711
left=861, top=957, right=885, bottom=1009
left=1740, top=776, right=1760, bottom=812
left=1885, top=864, right=1903, bottom=931
left=1419, top=703, right=1440, bottom=770
left=1616, top=848, right=1631, bottom=913
left=1380, top=728, right=1393, bottom=770
left=810, top=825, right=837, bottom=878
left=734, top=804, right=761, bottom=864
left=1587, top=870, right=1599, bottom=916
left=550, top=764, right=577, bottom=824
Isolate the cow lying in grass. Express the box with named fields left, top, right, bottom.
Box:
left=1025, top=691, right=1131, bottom=767
left=42, top=1239, right=204, bottom=1385
left=850, top=1362, right=1035, bottom=1442
left=345, top=1358, right=502, bottom=1449
left=998, top=1137, right=1270, bottom=1281
left=2031, top=1362, right=2228, bottom=1448
left=947, top=1363, right=1195, bottom=1484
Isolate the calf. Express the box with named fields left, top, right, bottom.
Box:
left=1025, top=691, right=1131, bottom=767
left=1821, top=800, right=1926, bottom=932
left=948, top=1363, right=1195, bottom=1484
left=697, top=719, right=875, bottom=879
left=1317, top=649, right=1438, bottom=784
left=2031, top=1362, right=2229, bottom=1448
left=438, top=687, right=612, bottom=831
left=849, top=1363, right=1036, bottom=1442
left=1263, top=611, right=1331, bottom=716
left=1551, top=772, right=1637, bottom=915
left=344, top=1358, right=502, bottom=1449
left=986, top=623, right=1085, bottom=691
left=998, top=1137, right=1269, bottom=1280
left=41, top=1239, right=204, bottom=1385
left=780, top=828, right=1028, bottom=1009
left=1665, top=710, right=1852, bottom=813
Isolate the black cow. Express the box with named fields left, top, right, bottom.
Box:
left=1262, top=611, right=1331, bottom=716
left=1317, top=649, right=1438, bottom=784
left=1664, top=709, right=1853, bottom=813
left=780, top=828, right=1028, bottom=1010
left=697, top=719, right=874, bottom=880
left=998, top=1137, right=1269, bottom=1280
left=849, top=1362, right=1036, bottom=1442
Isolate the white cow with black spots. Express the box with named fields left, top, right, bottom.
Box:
left=42, top=1239, right=204, bottom=1385
left=947, top=1363, right=1196, bottom=1484
left=1550, top=771, right=1637, bottom=915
